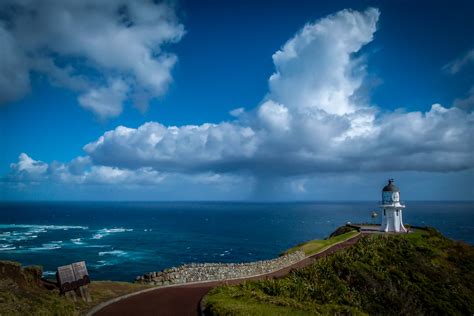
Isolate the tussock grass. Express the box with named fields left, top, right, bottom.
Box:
left=204, top=228, right=474, bottom=315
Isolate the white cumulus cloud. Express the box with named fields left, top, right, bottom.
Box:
left=78, top=79, right=129, bottom=119
left=80, top=8, right=473, bottom=176
left=268, top=8, right=379, bottom=115
left=0, top=0, right=184, bottom=118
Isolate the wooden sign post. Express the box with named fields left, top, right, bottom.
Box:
left=57, top=264, right=78, bottom=301
left=72, top=261, right=91, bottom=302
left=57, top=261, right=91, bottom=302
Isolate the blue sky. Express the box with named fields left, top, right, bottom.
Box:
left=0, top=0, right=473, bottom=201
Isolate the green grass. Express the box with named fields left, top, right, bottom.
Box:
left=284, top=230, right=359, bottom=256
left=0, top=261, right=152, bottom=315
left=204, top=227, right=474, bottom=315
left=0, top=261, right=77, bottom=315
left=203, top=284, right=365, bottom=316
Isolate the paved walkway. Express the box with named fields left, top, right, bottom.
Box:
left=92, top=233, right=363, bottom=316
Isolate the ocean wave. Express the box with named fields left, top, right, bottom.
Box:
left=42, top=270, right=56, bottom=277
left=70, top=238, right=85, bottom=245
left=92, top=233, right=104, bottom=239
left=0, top=224, right=88, bottom=245
left=99, top=228, right=133, bottom=233
left=91, top=227, right=133, bottom=240
left=28, top=243, right=62, bottom=251
left=1, top=232, right=39, bottom=242
left=92, top=260, right=107, bottom=268
left=0, top=246, right=16, bottom=251
left=0, top=224, right=88, bottom=230
left=98, top=250, right=128, bottom=257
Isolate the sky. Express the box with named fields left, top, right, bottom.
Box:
left=0, top=0, right=473, bottom=201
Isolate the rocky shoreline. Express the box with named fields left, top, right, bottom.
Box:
left=135, top=251, right=306, bottom=286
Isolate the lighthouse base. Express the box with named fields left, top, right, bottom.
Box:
left=380, top=207, right=407, bottom=233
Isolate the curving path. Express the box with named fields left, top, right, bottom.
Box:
left=92, top=233, right=363, bottom=316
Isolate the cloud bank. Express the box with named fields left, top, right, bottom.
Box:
left=81, top=8, right=473, bottom=175
left=3, top=8, right=474, bottom=199
left=0, top=0, right=184, bottom=118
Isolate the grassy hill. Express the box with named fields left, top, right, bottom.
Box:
left=204, top=228, right=474, bottom=315
left=0, top=261, right=151, bottom=315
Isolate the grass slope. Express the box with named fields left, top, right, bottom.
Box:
left=204, top=228, right=474, bottom=315
left=284, top=230, right=359, bottom=256
left=0, top=261, right=151, bottom=315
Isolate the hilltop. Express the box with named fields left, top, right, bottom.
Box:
left=204, top=228, right=474, bottom=315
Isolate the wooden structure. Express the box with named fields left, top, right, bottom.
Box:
left=56, top=261, right=91, bottom=302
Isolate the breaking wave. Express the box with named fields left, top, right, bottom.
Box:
left=98, top=250, right=128, bottom=257
left=91, top=227, right=133, bottom=240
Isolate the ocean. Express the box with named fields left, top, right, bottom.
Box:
left=0, top=201, right=472, bottom=281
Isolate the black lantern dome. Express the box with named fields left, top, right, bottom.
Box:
left=382, top=179, right=400, bottom=192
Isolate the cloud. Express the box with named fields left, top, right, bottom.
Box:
left=229, top=107, right=245, bottom=117
left=453, top=86, right=474, bottom=111
left=82, top=103, right=473, bottom=175
left=0, top=25, right=30, bottom=103
left=269, top=8, right=379, bottom=115
left=5, top=153, right=166, bottom=186
left=3, top=153, right=250, bottom=201
left=83, top=122, right=259, bottom=172
left=80, top=8, right=473, bottom=176
left=8, top=153, right=48, bottom=183
left=443, top=49, right=474, bottom=74
left=3, top=8, right=474, bottom=199
left=0, top=0, right=184, bottom=118
left=78, top=79, right=129, bottom=119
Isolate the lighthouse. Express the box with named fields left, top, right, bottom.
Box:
left=380, top=179, right=407, bottom=232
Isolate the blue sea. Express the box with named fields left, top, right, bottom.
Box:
left=0, top=201, right=472, bottom=281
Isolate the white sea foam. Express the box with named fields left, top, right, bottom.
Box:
left=0, top=224, right=88, bottom=245
left=70, top=238, right=85, bottom=245
left=0, top=224, right=88, bottom=230
left=91, top=227, right=133, bottom=240
left=42, top=271, right=56, bottom=277
left=41, top=243, right=62, bottom=250
left=98, top=250, right=128, bottom=257
left=4, top=233, right=38, bottom=242
left=93, top=260, right=109, bottom=268
left=0, top=246, right=16, bottom=251
left=28, top=243, right=62, bottom=251
left=100, top=228, right=133, bottom=233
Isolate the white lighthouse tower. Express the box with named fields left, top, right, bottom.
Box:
left=380, top=179, right=407, bottom=233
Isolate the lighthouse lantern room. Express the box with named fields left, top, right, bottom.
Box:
left=380, top=179, right=407, bottom=233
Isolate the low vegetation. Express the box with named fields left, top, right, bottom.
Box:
left=284, top=229, right=359, bottom=256
left=204, top=228, right=474, bottom=315
left=0, top=260, right=151, bottom=315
